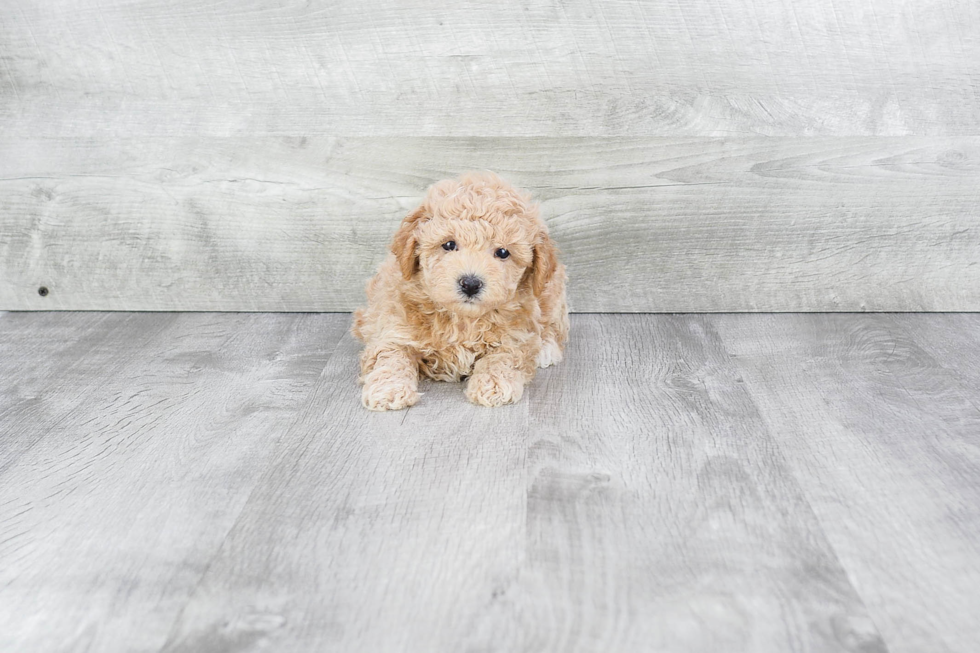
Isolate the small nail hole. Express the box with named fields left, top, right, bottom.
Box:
left=38, top=286, right=49, bottom=297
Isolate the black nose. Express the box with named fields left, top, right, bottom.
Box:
left=458, top=275, right=484, bottom=297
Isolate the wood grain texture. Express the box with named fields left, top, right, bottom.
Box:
left=507, top=314, right=886, bottom=652
left=0, top=312, right=173, bottom=473
left=2, top=0, right=978, bottom=138
left=2, top=136, right=978, bottom=311
left=3, top=318, right=980, bottom=651
left=159, top=332, right=532, bottom=653
left=123, top=315, right=884, bottom=652
left=713, top=314, right=980, bottom=653
left=2, top=0, right=980, bottom=312
left=0, top=312, right=349, bottom=653
left=889, top=313, right=980, bottom=393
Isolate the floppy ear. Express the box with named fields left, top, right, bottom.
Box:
left=390, top=206, right=427, bottom=280
left=529, top=231, right=559, bottom=298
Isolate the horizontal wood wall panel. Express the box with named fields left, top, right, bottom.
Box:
left=1, top=0, right=979, bottom=311
left=1, top=0, right=978, bottom=137
left=2, top=136, right=978, bottom=311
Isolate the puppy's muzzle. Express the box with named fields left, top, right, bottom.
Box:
left=458, top=275, right=484, bottom=298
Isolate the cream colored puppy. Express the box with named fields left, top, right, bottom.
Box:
left=353, top=172, right=569, bottom=410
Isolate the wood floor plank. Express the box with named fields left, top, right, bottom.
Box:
left=712, top=314, right=980, bottom=653
left=158, top=333, right=530, bottom=653
left=5, top=313, right=978, bottom=652
left=891, top=313, right=980, bottom=394
left=0, top=312, right=176, bottom=474
left=488, top=314, right=886, bottom=653
left=0, top=313, right=349, bottom=653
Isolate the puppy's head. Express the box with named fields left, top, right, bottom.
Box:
left=391, top=172, right=557, bottom=317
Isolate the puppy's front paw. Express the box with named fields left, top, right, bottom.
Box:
left=535, top=339, right=564, bottom=369
left=362, top=380, right=419, bottom=411
left=466, top=372, right=524, bottom=407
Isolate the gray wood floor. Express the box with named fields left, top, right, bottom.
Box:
left=1, top=312, right=978, bottom=653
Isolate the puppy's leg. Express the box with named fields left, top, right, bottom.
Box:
left=465, top=346, right=535, bottom=408
left=361, top=347, right=420, bottom=411
left=537, top=289, right=569, bottom=369
left=535, top=337, right=564, bottom=369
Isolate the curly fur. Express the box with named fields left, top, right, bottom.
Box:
left=352, top=172, right=569, bottom=410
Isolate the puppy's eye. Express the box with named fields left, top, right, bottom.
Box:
left=494, top=248, right=510, bottom=259
left=442, top=241, right=457, bottom=251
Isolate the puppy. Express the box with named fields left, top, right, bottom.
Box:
left=352, top=172, right=569, bottom=410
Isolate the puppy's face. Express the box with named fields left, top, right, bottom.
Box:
left=392, top=174, right=553, bottom=318
left=415, top=217, right=532, bottom=317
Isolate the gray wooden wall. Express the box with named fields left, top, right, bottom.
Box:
left=1, top=0, right=978, bottom=312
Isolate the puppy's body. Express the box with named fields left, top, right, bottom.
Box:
left=353, top=173, right=568, bottom=410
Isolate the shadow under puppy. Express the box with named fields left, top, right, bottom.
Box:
left=353, top=172, right=569, bottom=410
